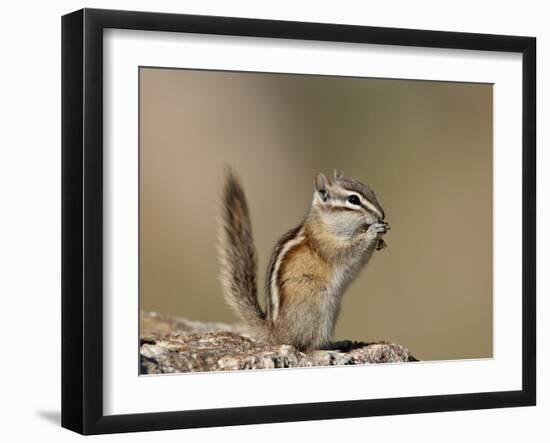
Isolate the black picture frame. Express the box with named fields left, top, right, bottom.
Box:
left=61, top=8, right=536, bottom=435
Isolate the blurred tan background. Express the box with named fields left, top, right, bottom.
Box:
left=139, top=67, right=493, bottom=361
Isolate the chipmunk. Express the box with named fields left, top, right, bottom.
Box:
left=218, top=168, right=388, bottom=351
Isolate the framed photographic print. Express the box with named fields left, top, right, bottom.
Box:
left=61, top=8, right=536, bottom=435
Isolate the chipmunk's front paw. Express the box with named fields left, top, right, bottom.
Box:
left=360, top=222, right=390, bottom=242
left=365, top=222, right=389, bottom=236
left=372, top=222, right=389, bottom=234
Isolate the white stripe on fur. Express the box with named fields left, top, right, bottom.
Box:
left=269, top=227, right=305, bottom=320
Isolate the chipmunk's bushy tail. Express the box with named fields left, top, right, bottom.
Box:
left=218, top=170, right=268, bottom=337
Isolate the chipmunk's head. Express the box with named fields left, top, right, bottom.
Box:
left=312, top=169, right=385, bottom=239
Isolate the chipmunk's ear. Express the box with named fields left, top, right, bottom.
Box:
left=333, top=169, right=344, bottom=180
left=314, top=173, right=329, bottom=202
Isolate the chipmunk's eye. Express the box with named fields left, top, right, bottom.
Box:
left=347, top=195, right=361, bottom=205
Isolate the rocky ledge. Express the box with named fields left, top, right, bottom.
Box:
left=140, top=311, right=417, bottom=374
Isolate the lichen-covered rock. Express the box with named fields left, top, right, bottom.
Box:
left=140, top=311, right=416, bottom=374
left=140, top=311, right=248, bottom=337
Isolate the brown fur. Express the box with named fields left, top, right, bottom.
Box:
left=264, top=225, right=302, bottom=320
left=218, top=169, right=387, bottom=351
left=271, top=232, right=336, bottom=349
left=218, top=171, right=269, bottom=341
